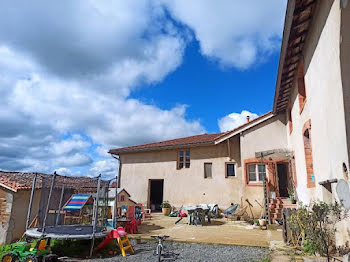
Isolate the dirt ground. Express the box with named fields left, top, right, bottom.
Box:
left=128, top=213, right=283, bottom=248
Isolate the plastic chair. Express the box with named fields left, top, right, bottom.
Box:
left=124, top=219, right=138, bottom=234
left=144, top=208, right=152, bottom=219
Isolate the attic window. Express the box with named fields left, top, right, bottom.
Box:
left=178, top=150, right=190, bottom=169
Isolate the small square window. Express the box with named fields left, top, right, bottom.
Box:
left=120, top=195, right=125, bottom=201
left=204, top=163, right=212, bottom=178
left=226, top=163, right=235, bottom=177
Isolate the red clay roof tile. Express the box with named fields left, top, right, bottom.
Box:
left=109, top=111, right=273, bottom=154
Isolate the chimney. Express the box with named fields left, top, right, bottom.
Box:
left=246, top=115, right=250, bottom=123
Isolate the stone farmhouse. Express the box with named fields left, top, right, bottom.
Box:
left=109, top=0, right=350, bottom=245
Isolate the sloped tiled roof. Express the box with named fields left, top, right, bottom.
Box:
left=108, top=132, right=227, bottom=154
left=109, top=111, right=274, bottom=155
left=0, top=171, right=101, bottom=192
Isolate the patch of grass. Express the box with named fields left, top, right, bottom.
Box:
left=50, top=239, right=120, bottom=259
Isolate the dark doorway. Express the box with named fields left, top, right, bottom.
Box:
left=149, top=180, right=164, bottom=212
left=277, top=163, right=289, bottom=197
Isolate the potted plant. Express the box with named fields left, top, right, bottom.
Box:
left=258, top=218, right=267, bottom=226
left=288, top=188, right=297, bottom=204
left=161, top=201, right=171, bottom=216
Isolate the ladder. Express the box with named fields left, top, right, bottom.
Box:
left=260, top=152, right=271, bottom=224
left=117, top=234, right=134, bottom=257
left=262, top=174, right=271, bottom=224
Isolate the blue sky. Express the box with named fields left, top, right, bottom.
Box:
left=0, top=0, right=287, bottom=178
left=132, top=41, right=280, bottom=133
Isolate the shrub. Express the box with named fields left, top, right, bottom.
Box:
left=161, top=201, right=171, bottom=208
left=288, top=201, right=348, bottom=261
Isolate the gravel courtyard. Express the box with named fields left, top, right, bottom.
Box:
left=89, top=240, right=269, bottom=262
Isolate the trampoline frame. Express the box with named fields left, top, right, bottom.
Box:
left=25, top=172, right=115, bottom=257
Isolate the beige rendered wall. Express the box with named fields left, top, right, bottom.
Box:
left=119, top=136, right=243, bottom=211
left=6, top=189, right=41, bottom=243
left=240, top=114, right=288, bottom=216
left=286, top=0, right=349, bottom=204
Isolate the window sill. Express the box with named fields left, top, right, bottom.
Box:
left=246, top=182, right=263, bottom=187
left=225, top=176, right=236, bottom=179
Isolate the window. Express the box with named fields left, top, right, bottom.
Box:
left=226, top=163, right=236, bottom=177
left=185, top=150, right=190, bottom=168
left=297, top=60, right=306, bottom=113
left=120, top=195, right=125, bottom=201
left=178, top=149, right=190, bottom=169
left=247, top=164, right=266, bottom=183
left=204, top=163, right=212, bottom=178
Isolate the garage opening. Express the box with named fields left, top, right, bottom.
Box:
left=149, top=179, right=164, bottom=212
left=277, top=163, right=289, bottom=197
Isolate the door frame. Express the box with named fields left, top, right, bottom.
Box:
left=147, top=179, right=164, bottom=209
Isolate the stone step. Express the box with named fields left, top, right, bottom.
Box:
left=270, top=208, right=282, bottom=214
left=269, top=204, right=284, bottom=209
left=271, top=213, right=282, bottom=219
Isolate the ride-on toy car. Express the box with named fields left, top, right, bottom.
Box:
left=1, top=238, right=58, bottom=262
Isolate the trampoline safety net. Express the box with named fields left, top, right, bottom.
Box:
left=31, top=173, right=111, bottom=235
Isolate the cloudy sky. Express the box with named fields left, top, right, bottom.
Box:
left=0, top=0, right=287, bottom=179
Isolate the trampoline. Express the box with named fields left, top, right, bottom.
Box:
left=26, top=225, right=106, bottom=240
left=24, top=172, right=114, bottom=256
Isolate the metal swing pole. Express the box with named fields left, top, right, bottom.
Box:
left=113, top=175, right=118, bottom=228
left=26, top=173, right=38, bottom=230
left=90, top=174, right=101, bottom=258
left=55, top=177, right=66, bottom=226
left=43, top=172, right=57, bottom=233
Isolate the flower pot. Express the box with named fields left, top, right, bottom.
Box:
left=162, top=207, right=171, bottom=216
left=258, top=219, right=267, bottom=226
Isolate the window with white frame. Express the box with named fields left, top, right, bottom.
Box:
left=247, top=163, right=266, bottom=183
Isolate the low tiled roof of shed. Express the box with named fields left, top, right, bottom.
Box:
left=108, top=132, right=226, bottom=154
left=0, top=171, right=101, bottom=192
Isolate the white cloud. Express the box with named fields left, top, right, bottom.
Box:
left=218, top=110, right=259, bottom=132
left=0, top=0, right=286, bottom=177
left=55, top=153, right=93, bottom=167
left=88, top=160, right=119, bottom=179
left=56, top=167, right=81, bottom=177
left=163, top=0, right=287, bottom=69
left=51, top=134, right=91, bottom=156
left=0, top=7, right=203, bottom=175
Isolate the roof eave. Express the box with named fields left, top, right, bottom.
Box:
left=214, top=113, right=274, bottom=144
left=273, top=0, right=296, bottom=114
left=0, top=183, right=17, bottom=192
left=109, top=141, right=215, bottom=155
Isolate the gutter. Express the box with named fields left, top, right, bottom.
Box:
left=108, top=141, right=215, bottom=155
left=273, top=0, right=296, bottom=114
